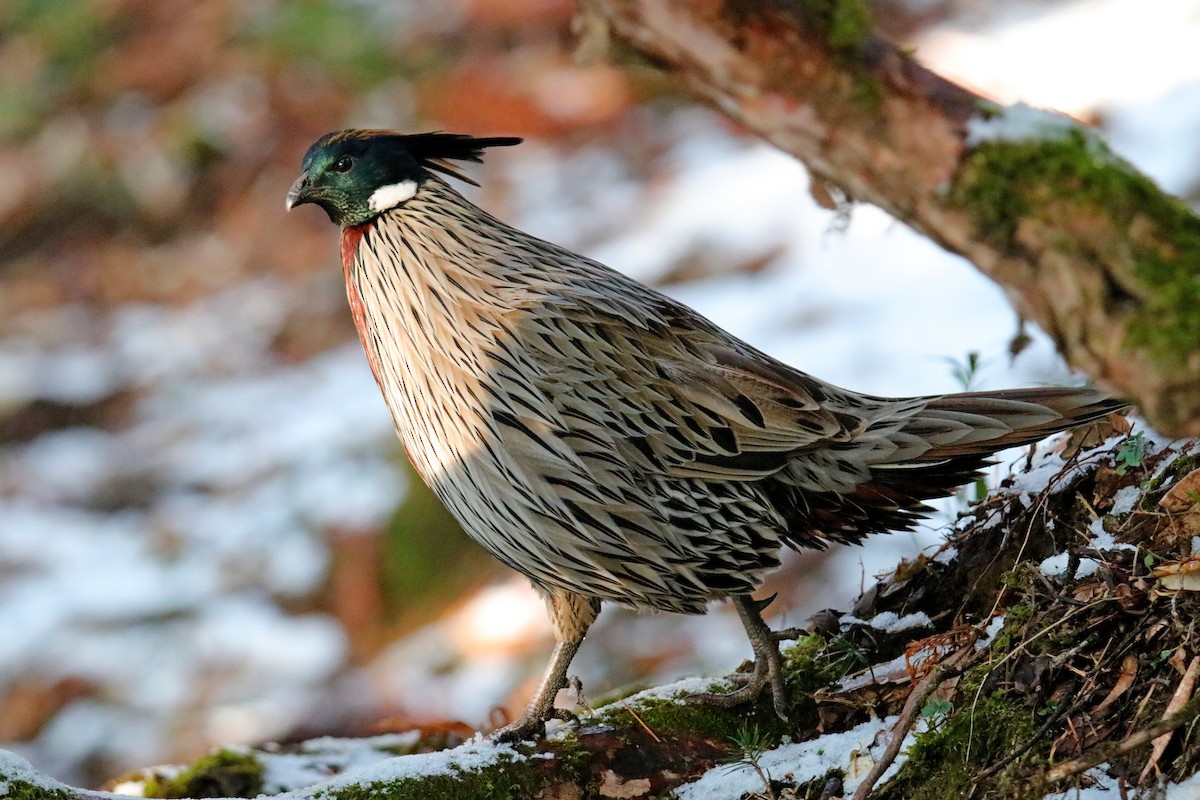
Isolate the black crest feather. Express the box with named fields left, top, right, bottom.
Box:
left=400, top=132, right=522, bottom=186
left=322, top=129, right=522, bottom=186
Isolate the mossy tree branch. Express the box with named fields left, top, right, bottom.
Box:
left=578, top=0, right=1200, bottom=436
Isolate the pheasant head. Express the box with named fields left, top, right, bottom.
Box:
left=286, top=129, right=521, bottom=227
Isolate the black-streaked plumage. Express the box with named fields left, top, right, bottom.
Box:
left=287, top=129, right=1125, bottom=739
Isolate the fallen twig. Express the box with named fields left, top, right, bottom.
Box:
left=1045, top=694, right=1200, bottom=783
left=852, top=641, right=978, bottom=800
left=619, top=697, right=662, bottom=743
left=1139, top=656, right=1200, bottom=783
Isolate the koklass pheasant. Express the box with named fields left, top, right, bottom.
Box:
left=287, top=130, right=1122, bottom=740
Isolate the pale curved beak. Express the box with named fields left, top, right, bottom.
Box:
left=285, top=174, right=310, bottom=211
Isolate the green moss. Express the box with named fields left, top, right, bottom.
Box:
left=799, top=0, right=874, bottom=51
left=829, top=0, right=873, bottom=50
left=313, top=750, right=558, bottom=800
left=1143, top=452, right=1200, bottom=492
left=545, top=733, right=591, bottom=785
left=589, top=638, right=861, bottom=749
left=778, top=0, right=881, bottom=114
left=948, top=127, right=1200, bottom=365
left=987, top=602, right=1033, bottom=654
left=592, top=682, right=788, bottom=744
left=1000, top=563, right=1040, bottom=593
left=877, top=692, right=1041, bottom=800
left=783, top=634, right=855, bottom=690
left=0, top=780, right=73, bottom=800
left=848, top=72, right=884, bottom=115
left=143, top=748, right=264, bottom=799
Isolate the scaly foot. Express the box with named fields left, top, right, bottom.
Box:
left=687, top=595, right=801, bottom=721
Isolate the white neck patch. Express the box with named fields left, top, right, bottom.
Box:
left=368, top=180, right=418, bottom=212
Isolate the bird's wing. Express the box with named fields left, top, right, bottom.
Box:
left=487, top=294, right=867, bottom=602
left=523, top=294, right=867, bottom=483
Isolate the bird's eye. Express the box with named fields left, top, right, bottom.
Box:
left=332, top=156, right=355, bottom=173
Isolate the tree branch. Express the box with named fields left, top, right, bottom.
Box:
left=579, top=0, right=1200, bottom=436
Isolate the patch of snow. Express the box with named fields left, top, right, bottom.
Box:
left=1000, top=439, right=1112, bottom=499
left=1039, top=552, right=1074, bottom=578
left=965, top=102, right=1081, bottom=146
left=1040, top=551, right=1105, bottom=580
left=977, top=615, right=1007, bottom=650
left=931, top=545, right=957, bottom=565
left=843, top=611, right=933, bottom=634
left=673, top=715, right=913, bottom=800
left=837, top=651, right=913, bottom=693
left=290, top=735, right=524, bottom=795
left=259, top=732, right=421, bottom=793
left=1110, top=485, right=1142, bottom=516
left=620, top=676, right=728, bottom=705
left=0, top=340, right=118, bottom=406
left=1167, top=769, right=1200, bottom=799
left=1090, top=519, right=1135, bottom=553
left=0, top=749, right=68, bottom=791
left=0, top=281, right=401, bottom=782
left=1041, top=766, right=1119, bottom=799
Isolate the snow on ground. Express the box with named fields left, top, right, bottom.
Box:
left=3, top=0, right=1200, bottom=785
left=0, top=284, right=402, bottom=779
left=842, top=611, right=933, bottom=634
left=258, top=733, right=422, bottom=795
left=673, top=715, right=912, bottom=800
left=1039, top=765, right=1200, bottom=799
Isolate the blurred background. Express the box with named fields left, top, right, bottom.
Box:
left=1, top=0, right=1198, bottom=787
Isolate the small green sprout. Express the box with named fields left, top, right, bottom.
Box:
left=944, top=350, right=984, bottom=392
left=1115, top=431, right=1146, bottom=475
left=919, top=697, right=954, bottom=731
left=721, top=723, right=779, bottom=799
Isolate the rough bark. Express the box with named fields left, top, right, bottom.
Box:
left=5, top=428, right=1200, bottom=799
left=575, top=0, right=1200, bottom=437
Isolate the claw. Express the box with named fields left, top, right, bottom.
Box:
left=686, top=595, right=794, bottom=721
left=551, top=707, right=581, bottom=727
left=749, top=593, right=778, bottom=614
left=688, top=680, right=767, bottom=709
left=772, top=627, right=802, bottom=642
left=490, top=632, right=588, bottom=742
left=726, top=671, right=756, bottom=687
left=493, top=715, right=547, bottom=743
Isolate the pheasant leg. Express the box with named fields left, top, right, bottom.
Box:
left=689, top=594, right=794, bottom=720
left=493, top=637, right=583, bottom=741
left=493, top=591, right=599, bottom=742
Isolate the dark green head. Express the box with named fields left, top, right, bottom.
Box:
left=286, top=129, right=522, bottom=227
